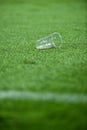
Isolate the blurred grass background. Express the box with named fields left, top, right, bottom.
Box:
left=0, top=0, right=87, bottom=129
left=0, top=0, right=87, bottom=92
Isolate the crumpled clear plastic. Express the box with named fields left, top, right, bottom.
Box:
left=36, top=32, right=62, bottom=50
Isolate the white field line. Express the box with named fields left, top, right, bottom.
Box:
left=0, top=91, right=87, bottom=103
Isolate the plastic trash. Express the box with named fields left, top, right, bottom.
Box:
left=36, top=32, right=62, bottom=50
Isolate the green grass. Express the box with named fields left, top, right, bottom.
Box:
left=0, top=0, right=87, bottom=129
left=0, top=100, right=87, bottom=130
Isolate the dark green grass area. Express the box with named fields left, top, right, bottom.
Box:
left=0, top=0, right=87, bottom=129
left=0, top=100, right=87, bottom=130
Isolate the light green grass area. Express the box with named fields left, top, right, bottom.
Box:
left=0, top=0, right=87, bottom=129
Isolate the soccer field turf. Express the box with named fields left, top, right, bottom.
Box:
left=0, top=0, right=87, bottom=129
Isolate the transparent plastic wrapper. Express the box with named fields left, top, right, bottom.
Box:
left=36, top=32, right=62, bottom=50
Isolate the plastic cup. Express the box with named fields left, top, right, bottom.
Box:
left=36, top=32, right=62, bottom=50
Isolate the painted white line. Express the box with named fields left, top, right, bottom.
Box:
left=0, top=91, right=87, bottom=103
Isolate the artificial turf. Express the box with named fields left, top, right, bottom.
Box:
left=0, top=0, right=87, bottom=129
